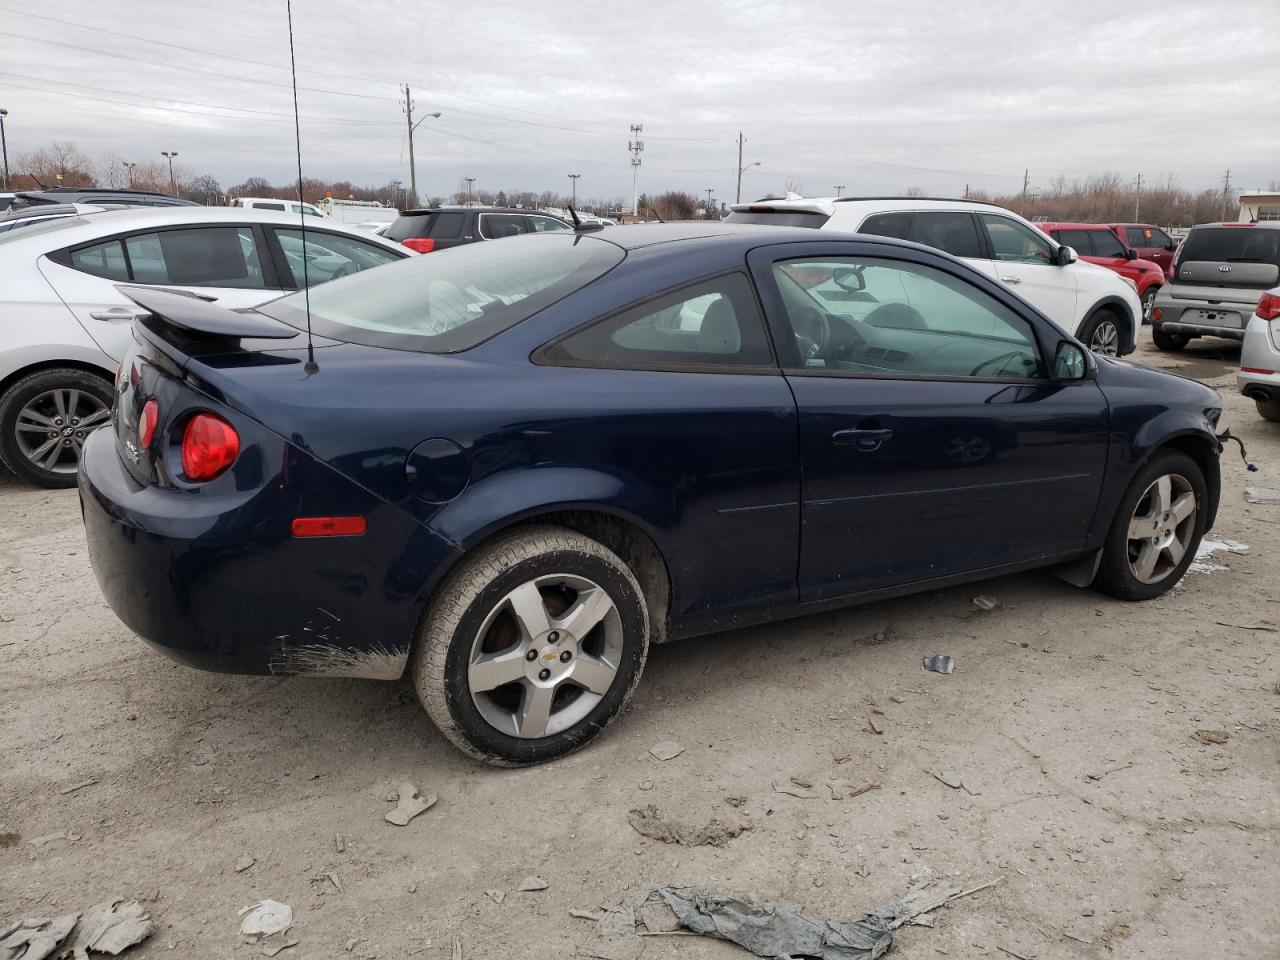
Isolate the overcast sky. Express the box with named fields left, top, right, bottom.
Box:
left=2, top=0, right=1277, bottom=204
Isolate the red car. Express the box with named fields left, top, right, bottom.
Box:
left=1038, top=222, right=1166, bottom=321
left=1109, top=223, right=1179, bottom=278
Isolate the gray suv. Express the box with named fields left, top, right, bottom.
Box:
left=1150, top=222, right=1280, bottom=351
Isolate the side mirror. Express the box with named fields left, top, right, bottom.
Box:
left=1052, top=341, right=1089, bottom=381
left=1124, top=248, right=1137, bottom=260
left=1055, top=245, right=1078, bottom=267
left=832, top=265, right=866, bottom=292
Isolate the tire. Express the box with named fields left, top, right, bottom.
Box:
left=1079, top=308, right=1124, bottom=356
left=0, top=368, right=114, bottom=488
left=1256, top=398, right=1280, bottom=423
left=411, top=525, right=650, bottom=765
left=1095, top=450, right=1206, bottom=601
left=1141, top=287, right=1159, bottom=324
left=1152, top=328, right=1189, bottom=352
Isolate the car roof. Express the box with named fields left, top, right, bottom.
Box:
left=398, top=206, right=565, bottom=217
left=0, top=205, right=408, bottom=254
left=1189, top=221, right=1280, bottom=230
left=594, top=220, right=837, bottom=251
left=729, top=195, right=1007, bottom=216
left=1038, top=222, right=1116, bottom=230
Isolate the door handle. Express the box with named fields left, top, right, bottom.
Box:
left=89, top=307, right=147, bottom=321
left=832, top=427, right=894, bottom=451
left=999, top=276, right=1022, bottom=284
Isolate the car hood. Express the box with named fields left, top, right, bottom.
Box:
left=1093, top=355, right=1220, bottom=408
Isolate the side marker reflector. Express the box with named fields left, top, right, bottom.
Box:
left=291, top=516, right=367, bottom=538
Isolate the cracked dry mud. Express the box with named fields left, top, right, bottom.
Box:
left=1, top=330, right=1277, bottom=958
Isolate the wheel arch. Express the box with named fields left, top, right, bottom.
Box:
left=1081, top=294, right=1138, bottom=355
left=0, top=356, right=115, bottom=401
left=1151, top=430, right=1221, bottom=531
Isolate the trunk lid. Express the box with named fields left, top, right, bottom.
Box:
left=1172, top=226, right=1280, bottom=290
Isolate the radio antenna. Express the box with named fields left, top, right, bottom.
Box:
left=285, top=0, right=317, bottom=374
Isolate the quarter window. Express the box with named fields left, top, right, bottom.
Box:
left=254, top=202, right=287, bottom=212
left=479, top=213, right=530, bottom=239
left=978, top=214, right=1055, bottom=264
left=542, top=273, right=774, bottom=369
left=69, top=240, right=129, bottom=281
left=858, top=212, right=912, bottom=240
left=275, top=229, right=401, bottom=287
left=122, top=227, right=266, bottom=288
left=530, top=216, right=570, bottom=232
left=772, top=256, right=1044, bottom=380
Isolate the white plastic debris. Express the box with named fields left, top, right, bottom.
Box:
left=648, top=741, right=684, bottom=761
left=385, top=783, right=437, bottom=826
left=1188, top=537, right=1249, bottom=574
left=239, top=900, right=293, bottom=941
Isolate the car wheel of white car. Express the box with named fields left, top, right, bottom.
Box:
left=1255, top=398, right=1280, bottom=423
left=1079, top=309, right=1123, bottom=356
left=0, top=368, right=114, bottom=489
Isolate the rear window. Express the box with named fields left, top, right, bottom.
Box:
left=1178, top=227, right=1280, bottom=267
left=384, top=212, right=434, bottom=242
left=259, top=233, right=624, bottom=353
left=724, top=209, right=830, bottom=228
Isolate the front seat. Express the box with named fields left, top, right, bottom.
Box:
left=698, top=298, right=741, bottom=353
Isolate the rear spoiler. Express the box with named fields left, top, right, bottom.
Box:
left=727, top=199, right=835, bottom=215
left=117, top=285, right=299, bottom=340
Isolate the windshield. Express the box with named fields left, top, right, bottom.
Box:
left=259, top=233, right=624, bottom=353
left=1179, top=227, right=1280, bottom=266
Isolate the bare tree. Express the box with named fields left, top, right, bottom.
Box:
left=651, top=191, right=697, bottom=220
left=15, top=141, right=94, bottom=189
left=902, top=186, right=929, bottom=197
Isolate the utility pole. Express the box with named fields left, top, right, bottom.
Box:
left=734, top=131, right=760, bottom=204
left=568, top=173, right=580, bottom=208
left=964, top=183, right=969, bottom=199
left=1133, top=172, right=1143, bottom=220
left=464, top=177, right=475, bottom=206
left=628, top=124, right=644, bottom=219
left=390, top=179, right=401, bottom=208
left=401, top=84, right=441, bottom=209
left=1020, top=168, right=1030, bottom=215
left=834, top=184, right=844, bottom=197
left=123, top=161, right=137, bottom=188
left=705, top=188, right=715, bottom=219
left=0, top=108, right=9, bottom=190
left=161, top=151, right=178, bottom=195
left=1221, top=168, right=1233, bottom=221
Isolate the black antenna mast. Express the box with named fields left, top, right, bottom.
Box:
left=286, top=0, right=317, bottom=374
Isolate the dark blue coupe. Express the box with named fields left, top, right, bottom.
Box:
left=80, top=222, right=1222, bottom=764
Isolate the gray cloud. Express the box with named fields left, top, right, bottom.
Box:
left=2, top=0, right=1276, bottom=203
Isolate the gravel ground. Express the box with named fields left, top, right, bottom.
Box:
left=2, top=329, right=1277, bottom=959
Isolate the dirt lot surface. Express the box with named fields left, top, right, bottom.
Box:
left=2, top=329, right=1278, bottom=959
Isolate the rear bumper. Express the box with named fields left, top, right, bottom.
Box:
left=1159, top=321, right=1245, bottom=341
left=1153, top=296, right=1255, bottom=341
left=79, top=427, right=457, bottom=678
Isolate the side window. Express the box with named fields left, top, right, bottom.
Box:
left=1088, top=229, right=1127, bottom=258
left=771, top=256, right=1044, bottom=380
left=122, top=227, right=267, bottom=288
left=858, top=212, right=912, bottom=239
left=978, top=214, right=1055, bottom=264
left=69, top=240, right=129, bottom=281
left=275, top=229, right=400, bottom=287
left=530, top=216, right=570, bottom=232
left=254, top=202, right=287, bottom=212
left=541, top=273, right=773, bottom=369
left=1148, top=228, right=1174, bottom=248
left=1056, top=229, right=1093, bottom=255
left=1125, top=227, right=1149, bottom=247
left=479, top=213, right=530, bottom=240
left=906, top=212, right=984, bottom=258
left=428, top=212, right=465, bottom=238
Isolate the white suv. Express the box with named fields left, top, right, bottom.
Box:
left=726, top=196, right=1142, bottom=356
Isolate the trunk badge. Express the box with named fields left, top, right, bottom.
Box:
left=124, top=439, right=140, bottom=464
left=1218, top=265, right=1232, bottom=273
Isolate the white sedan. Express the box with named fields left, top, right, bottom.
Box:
left=0, top=206, right=410, bottom=487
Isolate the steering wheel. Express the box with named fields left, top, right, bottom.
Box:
left=969, top=351, right=1028, bottom=377
left=791, top=306, right=831, bottom=362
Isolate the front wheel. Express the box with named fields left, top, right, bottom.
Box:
left=1095, top=450, right=1206, bottom=601
left=1079, top=309, right=1123, bottom=356
left=412, top=526, right=650, bottom=765
left=0, top=368, right=114, bottom=488
left=1141, top=288, right=1159, bottom=324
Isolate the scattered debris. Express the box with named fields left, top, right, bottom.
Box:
left=0, top=832, right=18, bottom=848
left=0, top=913, right=79, bottom=960
left=262, top=938, right=299, bottom=957
left=484, top=889, right=506, bottom=905
left=773, top=780, right=818, bottom=800
left=867, top=717, right=884, bottom=735
left=932, top=769, right=963, bottom=790
left=972, top=595, right=999, bottom=611
left=384, top=783, right=437, bottom=826
left=725, top=796, right=747, bottom=807
left=1108, top=922, right=1132, bottom=940
left=627, top=804, right=752, bottom=847
left=571, top=909, right=604, bottom=922
left=637, top=878, right=1002, bottom=959
left=1188, top=538, right=1249, bottom=575
left=518, top=876, right=549, bottom=892
left=922, top=655, right=955, bottom=675
left=335, top=834, right=345, bottom=853
left=58, top=778, right=99, bottom=796
left=238, top=900, right=293, bottom=941
left=829, top=780, right=880, bottom=800
left=1214, top=620, right=1278, bottom=632
left=191, top=755, right=210, bottom=767
left=325, top=872, right=343, bottom=893
left=1245, top=486, right=1280, bottom=504
left=648, top=741, right=684, bottom=762
left=1192, top=729, right=1229, bottom=745
left=235, top=856, right=256, bottom=873
left=27, top=830, right=75, bottom=848
left=452, top=933, right=463, bottom=960
left=1085, top=763, right=1134, bottom=782
left=344, top=936, right=366, bottom=952
left=638, top=779, right=654, bottom=792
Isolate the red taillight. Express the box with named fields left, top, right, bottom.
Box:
left=1257, top=292, right=1280, bottom=322
left=181, top=413, right=239, bottom=481
left=1151, top=308, right=1162, bottom=321
left=1241, top=367, right=1275, bottom=375
left=138, top=399, right=159, bottom=449
left=402, top=237, right=436, bottom=253
left=291, top=517, right=367, bottom=538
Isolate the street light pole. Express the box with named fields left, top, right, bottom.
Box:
left=0, top=108, right=9, bottom=190
left=123, top=161, right=137, bottom=188
left=834, top=184, right=845, bottom=197
left=735, top=131, right=761, bottom=204
left=568, top=173, right=580, bottom=209
left=465, top=177, right=475, bottom=206
left=161, top=151, right=178, bottom=195
left=705, top=188, right=714, bottom=219
left=401, top=84, right=441, bottom=209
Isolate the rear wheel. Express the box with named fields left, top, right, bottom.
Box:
left=0, top=368, right=114, bottom=488
left=1095, top=450, right=1206, bottom=601
left=1152, top=329, right=1189, bottom=352
left=1256, top=397, right=1280, bottom=422
left=1080, top=309, right=1123, bottom=356
left=412, top=526, right=649, bottom=765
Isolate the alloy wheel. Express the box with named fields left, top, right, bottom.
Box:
left=14, top=389, right=111, bottom=476
left=1089, top=319, right=1120, bottom=356
left=1142, top=291, right=1156, bottom=323
left=467, top=574, right=623, bottom=738
left=1126, top=473, right=1196, bottom=584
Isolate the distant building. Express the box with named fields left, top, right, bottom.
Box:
left=1239, top=192, right=1280, bottom=222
